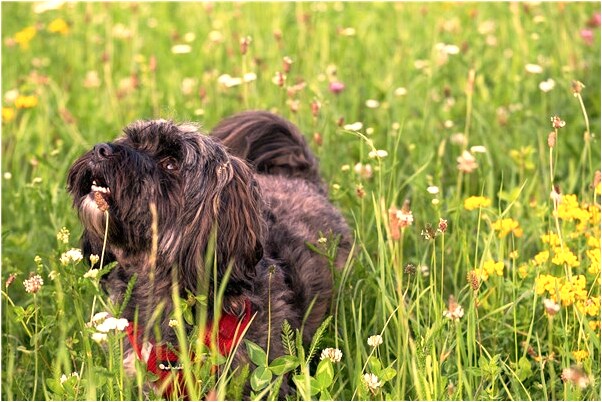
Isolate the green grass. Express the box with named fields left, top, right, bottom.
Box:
left=2, top=2, right=601, bottom=400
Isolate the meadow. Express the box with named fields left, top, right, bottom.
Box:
left=1, top=2, right=601, bottom=400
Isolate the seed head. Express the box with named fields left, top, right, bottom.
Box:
left=551, top=115, right=566, bottom=129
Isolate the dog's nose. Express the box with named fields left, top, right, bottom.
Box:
left=93, top=143, right=113, bottom=160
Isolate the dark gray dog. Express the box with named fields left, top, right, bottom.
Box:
left=67, top=111, right=351, bottom=396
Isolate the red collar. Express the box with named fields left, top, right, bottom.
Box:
left=125, top=300, right=252, bottom=398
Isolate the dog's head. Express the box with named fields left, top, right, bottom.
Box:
left=67, top=120, right=265, bottom=297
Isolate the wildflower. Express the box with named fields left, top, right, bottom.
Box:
left=394, top=87, right=408, bottom=96
left=367, top=335, right=383, bottom=348
left=60, top=248, right=83, bottom=265
left=535, top=274, right=561, bottom=296
left=580, top=29, right=594, bottom=46
left=558, top=275, right=587, bottom=306
left=421, top=224, right=437, bottom=240
left=14, top=26, right=37, bottom=49
left=168, top=319, right=178, bottom=328
left=48, top=271, right=59, bottom=280
left=438, top=218, right=448, bottom=233
left=483, top=260, right=504, bottom=278
left=14, top=95, right=38, bottom=109
left=83, top=269, right=99, bottom=279
left=272, top=71, right=286, bottom=87
left=56, top=227, right=70, bottom=244
left=532, top=250, right=550, bottom=265
left=576, top=297, right=601, bottom=317
left=3, top=172, right=11, bottom=180
left=239, top=36, right=252, bottom=55
left=470, top=145, right=487, bottom=154
left=572, top=350, right=589, bottom=362
left=363, top=373, right=382, bottom=394
left=466, top=270, right=480, bottom=290
left=571, top=80, right=585, bottom=95
left=344, top=122, right=363, bottom=131
left=525, top=63, right=543, bottom=74
left=47, top=18, right=69, bottom=34
left=338, top=27, right=356, bottom=36
left=89, top=254, right=100, bottom=267
left=282, top=56, right=293, bottom=73
left=23, top=274, right=44, bottom=294
left=320, top=347, right=343, bottom=363
left=491, top=218, right=523, bottom=238
left=538, top=78, right=555, bottom=92
left=517, top=264, right=529, bottom=279
left=404, top=263, right=416, bottom=275
left=427, top=186, right=439, bottom=195
left=562, top=366, right=591, bottom=389
left=89, top=311, right=110, bottom=325
left=443, top=295, right=464, bottom=321
left=365, top=99, right=380, bottom=109
left=550, top=115, right=566, bottom=129
left=95, top=317, right=129, bottom=333
left=2, top=107, right=15, bottom=123
left=355, top=184, right=365, bottom=199
left=5, top=273, right=17, bottom=288
left=91, top=332, right=108, bottom=344
left=551, top=247, right=579, bottom=268
left=464, top=196, right=491, bottom=211
left=329, top=81, right=345, bottom=94
left=456, top=150, right=478, bottom=173
left=547, top=131, right=557, bottom=148
left=543, top=298, right=560, bottom=316
left=354, top=163, right=373, bottom=179
left=368, top=149, right=388, bottom=159
left=171, top=44, right=192, bottom=54
left=218, top=74, right=242, bottom=88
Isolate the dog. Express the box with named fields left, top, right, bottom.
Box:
left=67, top=111, right=351, bottom=397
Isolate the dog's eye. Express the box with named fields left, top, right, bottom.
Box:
left=161, top=158, right=179, bottom=171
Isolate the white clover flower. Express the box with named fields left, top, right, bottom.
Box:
left=367, top=334, right=383, bottom=348
left=218, top=74, right=243, bottom=88
left=343, top=122, right=363, bottom=131
left=171, top=44, right=192, bottom=54
left=365, top=99, right=380, bottom=109
left=83, top=269, right=100, bottom=279
left=60, top=248, right=83, bottom=266
left=368, top=150, right=388, bottom=159
left=539, top=78, right=555, bottom=92
left=243, top=72, right=257, bottom=83
left=525, top=63, right=543, bottom=74
left=320, top=347, right=343, bottom=363
left=96, top=317, right=129, bottom=333
left=91, top=332, right=108, bottom=344
left=427, top=186, right=440, bottom=195
left=363, top=373, right=382, bottom=393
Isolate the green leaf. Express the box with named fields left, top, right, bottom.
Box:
left=306, top=316, right=332, bottom=364
left=516, top=356, right=532, bottom=381
left=45, top=378, right=64, bottom=396
left=245, top=340, right=267, bottom=367
left=319, top=389, right=333, bottom=400
left=269, top=355, right=299, bottom=375
left=250, top=366, right=273, bottom=392
left=380, top=367, right=397, bottom=382
left=367, top=356, right=382, bottom=376
left=281, top=320, right=296, bottom=357
left=293, top=375, right=321, bottom=398
left=315, top=359, right=334, bottom=389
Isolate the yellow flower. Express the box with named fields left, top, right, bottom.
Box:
left=556, top=194, right=591, bottom=231
left=541, top=232, right=561, bottom=247
left=464, top=196, right=491, bottom=211
left=589, top=320, right=601, bottom=331
left=474, top=260, right=504, bottom=281
left=551, top=247, right=579, bottom=268
left=587, top=248, right=600, bottom=276
left=535, top=274, right=561, bottom=296
left=576, top=297, right=601, bottom=317
left=558, top=275, right=587, bottom=306
left=518, top=264, right=529, bottom=279
left=532, top=250, right=550, bottom=266
left=587, top=236, right=600, bottom=249
left=572, top=350, right=589, bottom=362
left=492, top=218, right=523, bottom=238
left=14, top=26, right=37, bottom=49
left=2, top=107, right=15, bottom=123
left=14, top=95, right=38, bottom=109
left=47, top=18, right=69, bottom=35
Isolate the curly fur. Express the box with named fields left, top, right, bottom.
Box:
left=67, top=111, right=351, bottom=385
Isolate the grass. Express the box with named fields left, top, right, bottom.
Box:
left=2, top=2, right=601, bottom=400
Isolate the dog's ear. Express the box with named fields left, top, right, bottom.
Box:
left=178, top=153, right=264, bottom=299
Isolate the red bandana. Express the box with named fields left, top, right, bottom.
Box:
left=125, top=300, right=252, bottom=398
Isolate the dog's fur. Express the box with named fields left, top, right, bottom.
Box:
left=67, top=111, right=351, bottom=380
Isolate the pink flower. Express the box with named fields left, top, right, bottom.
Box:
left=587, top=12, right=601, bottom=28
left=329, top=81, right=345, bottom=94
left=581, top=29, right=594, bottom=46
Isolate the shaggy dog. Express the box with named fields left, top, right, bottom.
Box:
left=67, top=111, right=351, bottom=396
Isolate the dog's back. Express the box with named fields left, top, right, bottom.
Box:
left=212, top=111, right=351, bottom=340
